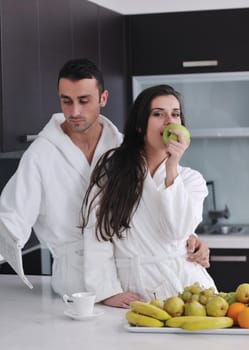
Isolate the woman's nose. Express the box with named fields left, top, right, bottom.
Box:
left=163, top=113, right=172, bottom=125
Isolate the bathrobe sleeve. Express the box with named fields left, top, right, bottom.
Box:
left=0, top=149, right=42, bottom=247
left=157, top=167, right=208, bottom=241
left=83, top=205, right=123, bottom=302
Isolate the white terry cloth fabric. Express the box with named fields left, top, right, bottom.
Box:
left=83, top=162, right=216, bottom=302
left=0, top=113, right=123, bottom=296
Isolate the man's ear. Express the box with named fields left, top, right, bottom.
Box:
left=100, top=90, right=109, bottom=107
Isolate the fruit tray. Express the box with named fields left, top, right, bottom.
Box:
left=125, top=325, right=249, bottom=335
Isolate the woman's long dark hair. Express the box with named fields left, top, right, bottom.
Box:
left=82, top=84, right=185, bottom=241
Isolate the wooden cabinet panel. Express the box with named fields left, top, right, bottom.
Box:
left=127, top=8, right=249, bottom=76
left=70, top=0, right=99, bottom=62
left=99, top=7, right=127, bottom=131
left=0, top=0, right=40, bottom=151
left=38, top=0, right=72, bottom=125
left=208, top=249, right=249, bottom=292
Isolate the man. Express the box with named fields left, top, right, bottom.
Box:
left=0, top=58, right=209, bottom=298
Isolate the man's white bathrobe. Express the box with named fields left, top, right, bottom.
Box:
left=0, top=113, right=122, bottom=296
left=83, top=163, right=216, bottom=302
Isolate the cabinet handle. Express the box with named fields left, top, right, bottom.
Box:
left=19, top=134, right=38, bottom=143
left=210, top=255, right=247, bottom=262
left=182, top=60, right=218, bottom=68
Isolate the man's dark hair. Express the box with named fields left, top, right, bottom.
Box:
left=58, top=58, right=105, bottom=95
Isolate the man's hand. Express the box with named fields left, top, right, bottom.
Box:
left=186, top=234, right=210, bottom=268
left=102, top=291, right=144, bottom=309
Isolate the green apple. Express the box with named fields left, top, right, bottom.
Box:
left=163, top=124, right=190, bottom=145
left=235, top=283, right=249, bottom=303
left=206, top=295, right=229, bottom=317
left=164, top=296, right=184, bottom=317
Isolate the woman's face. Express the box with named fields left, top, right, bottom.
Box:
left=145, top=94, right=181, bottom=152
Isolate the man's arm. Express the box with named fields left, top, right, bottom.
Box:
left=186, top=234, right=210, bottom=268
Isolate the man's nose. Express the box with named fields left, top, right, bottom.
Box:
left=70, top=103, right=81, bottom=117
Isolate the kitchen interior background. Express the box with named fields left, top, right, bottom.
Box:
left=133, top=72, right=249, bottom=225
left=1, top=0, right=249, bottom=231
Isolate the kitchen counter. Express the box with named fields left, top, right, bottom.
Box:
left=0, top=275, right=248, bottom=350
left=199, top=234, right=249, bottom=249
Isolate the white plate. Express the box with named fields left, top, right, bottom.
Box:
left=64, top=308, right=104, bottom=321
left=125, top=324, right=249, bottom=335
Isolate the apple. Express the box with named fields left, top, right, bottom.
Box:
left=206, top=295, right=229, bottom=317
left=163, top=124, right=190, bottom=145
left=235, top=283, right=249, bottom=303
left=164, top=296, right=184, bottom=316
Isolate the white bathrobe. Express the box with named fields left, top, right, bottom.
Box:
left=83, top=162, right=216, bottom=302
left=0, top=113, right=123, bottom=296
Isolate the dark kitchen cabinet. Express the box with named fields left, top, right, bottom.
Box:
left=38, top=0, right=72, bottom=123
left=0, top=0, right=41, bottom=152
left=208, top=248, right=249, bottom=292
left=99, top=7, right=127, bottom=130
left=0, top=0, right=126, bottom=152
left=127, top=8, right=249, bottom=76
left=70, top=0, right=99, bottom=62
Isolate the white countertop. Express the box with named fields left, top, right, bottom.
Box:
left=0, top=275, right=248, bottom=350
left=199, top=234, right=249, bottom=249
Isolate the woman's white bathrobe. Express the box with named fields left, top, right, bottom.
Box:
left=0, top=113, right=122, bottom=296
left=83, top=163, right=216, bottom=302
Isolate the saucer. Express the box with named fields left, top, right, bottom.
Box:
left=64, top=308, right=104, bottom=321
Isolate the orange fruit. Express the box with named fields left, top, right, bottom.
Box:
left=237, top=307, right=249, bottom=328
left=227, top=302, right=247, bottom=325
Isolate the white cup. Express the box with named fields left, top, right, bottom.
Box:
left=63, top=292, right=96, bottom=316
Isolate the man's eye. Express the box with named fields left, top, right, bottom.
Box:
left=62, top=100, right=72, bottom=105
left=80, top=100, right=88, bottom=104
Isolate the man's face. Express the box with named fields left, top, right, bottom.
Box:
left=58, top=78, right=108, bottom=133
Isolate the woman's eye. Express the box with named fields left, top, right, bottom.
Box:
left=152, top=111, right=164, bottom=117
left=172, top=112, right=181, bottom=118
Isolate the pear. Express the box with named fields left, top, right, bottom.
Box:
left=150, top=299, right=164, bottom=309
left=164, top=296, right=184, bottom=316
left=235, top=283, right=249, bottom=303
left=184, top=300, right=206, bottom=316
left=206, top=296, right=229, bottom=317
left=189, top=282, right=202, bottom=295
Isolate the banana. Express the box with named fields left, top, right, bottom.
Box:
left=181, top=316, right=234, bottom=331
left=166, top=316, right=210, bottom=328
left=126, top=311, right=164, bottom=327
left=130, top=301, right=171, bottom=321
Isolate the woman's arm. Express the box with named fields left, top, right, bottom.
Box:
left=102, top=291, right=144, bottom=308
left=186, top=234, right=210, bottom=268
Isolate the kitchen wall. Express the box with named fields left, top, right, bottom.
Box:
left=133, top=73, right=249, bottom=225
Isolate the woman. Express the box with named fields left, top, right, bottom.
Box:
left=82, top=85, right=216, bottom=308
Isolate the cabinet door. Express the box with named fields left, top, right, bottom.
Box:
left=208, top=249, right=249, bottom=292
left=70, top=0, right=99, bottom=62
left=127, top=8, right=249, bottom=76
left=0, top=0, right=40, bottom=151
left=38, top=0, right=72, bottom=124
left=98, top=7, right=127, bottom=131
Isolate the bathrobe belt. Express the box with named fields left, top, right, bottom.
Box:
left=48, top=239, right=83, bottom=258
